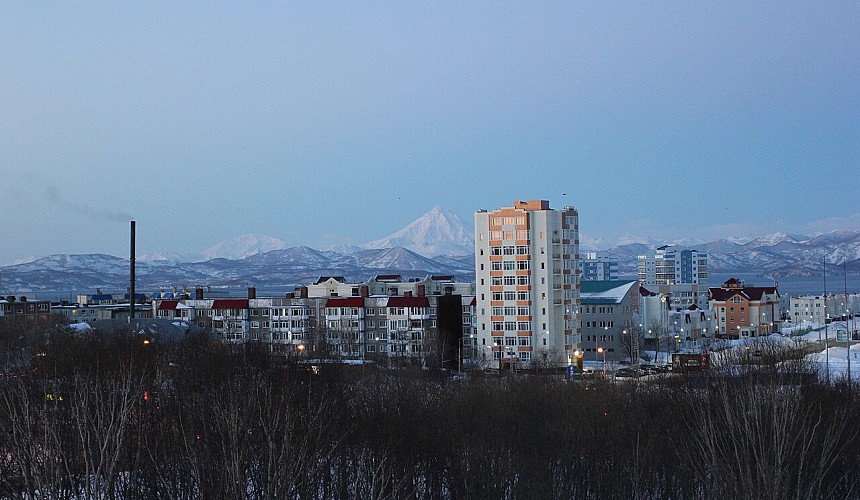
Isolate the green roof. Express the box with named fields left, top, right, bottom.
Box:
left=579, top=280, right=638, bottom=305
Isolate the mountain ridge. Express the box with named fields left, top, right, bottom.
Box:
left=1, top=206, right=858, bottom=292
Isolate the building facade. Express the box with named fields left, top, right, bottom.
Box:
left=709, top=278, right=779, bottom=339
left=474, top=200, right=580, bottom=369
left=580, top=251, right=618, bottom=281
left=150, top=278, right=476, bottom=368
left=638, top=245, right=709, bottom=310
left=580, top=280, right=639, bottom=362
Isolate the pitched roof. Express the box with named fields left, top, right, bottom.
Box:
left=580, top=280, right=638, bottom=305
left=386, top=296, right=430, bottom=308
left=211, top=299, right=249, bottom=310
left=314, top=276, right=346, bottom=285
left=158, top=300, right=180, bottom=310
left=709, top=286, right=779, bottom=302
left=325, top=297, right=364, bottom=308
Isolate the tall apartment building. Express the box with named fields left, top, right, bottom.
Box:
left=474, top=200, right=580, bottom=369
left=638, top=245, right=709, bottom=310
left=580, top=251, right=618, bottom=281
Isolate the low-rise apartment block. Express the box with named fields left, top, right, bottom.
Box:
left=709, top=278, right=779, bottom=339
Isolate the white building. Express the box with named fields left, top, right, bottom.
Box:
left=637, top=245, right=709, bottom=310
left=580, top=251, right=618, bottom=281
left=474, top=200, right=580, bottom=369
left=788, top=295, right=828, bottom=325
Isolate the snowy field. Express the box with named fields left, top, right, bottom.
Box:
left=583, top=318, right=860, bottom=382
left=782, top=318, right=860, bottom=381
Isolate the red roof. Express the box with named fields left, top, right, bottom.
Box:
left=325, top=297, right=365, bottom=308
left=211, top=299, right=249, bottom=310
left=386, top=296, right=430, bottom=308
left=709, top=287, right=778, bottom=302
left=158, top=300, right=179, bottom=310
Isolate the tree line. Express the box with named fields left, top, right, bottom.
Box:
left=1, top=321, right=859, bottom=499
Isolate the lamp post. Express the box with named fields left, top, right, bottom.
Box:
left=495, top=339, right=503, bottom=373
left=597, top=346, right=606, bottom=377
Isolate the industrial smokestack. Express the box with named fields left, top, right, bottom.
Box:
left=130, top=220, right=136, bottom=320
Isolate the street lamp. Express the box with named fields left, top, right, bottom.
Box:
left=495, top=339, right=503, bottom=372
left=597, top=346, right=606, bottom=377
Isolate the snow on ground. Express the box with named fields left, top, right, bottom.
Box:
left=808, top=344, right=860, bottom=381
left=588, top=318, right=860, bottom=382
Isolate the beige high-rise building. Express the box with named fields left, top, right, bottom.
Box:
left=474, top=200, right=580, bottom=369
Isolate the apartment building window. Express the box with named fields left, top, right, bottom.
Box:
left=517, top=246, right=529, bottom=255
left=518, top=322, right=531, bottom=331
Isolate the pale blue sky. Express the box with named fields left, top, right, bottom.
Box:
left=1, top=2, right=858, bottom=263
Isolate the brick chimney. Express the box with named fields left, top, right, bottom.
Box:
left=248, top=287, right=256, bottom=299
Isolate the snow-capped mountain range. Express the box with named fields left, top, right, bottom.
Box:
left=1, top=207, right=858, bottom=292
left=362, top=206, right=474, bottom=257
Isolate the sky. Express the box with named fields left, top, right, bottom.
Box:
left=1, top=2, right=858, bottom=264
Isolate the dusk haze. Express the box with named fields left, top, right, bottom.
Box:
left=1, top=2, right=858, bottom=265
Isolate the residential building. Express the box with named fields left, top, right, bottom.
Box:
left=580, top=280, right=639, bottom=362
left=639, top=286, right=670, bottom=340
left=0, top=297, right=52, bottom=325
left=304, top=275, right=473, bottom=299
left=637, top=245, right=709, bottom=310
left=150, top=279, right=475, bottom=368
left=474, top=200, right=580, bottom=369
left=709, top=278, right=779, bottom=339
left=580, top=251, right=618, bottom=281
